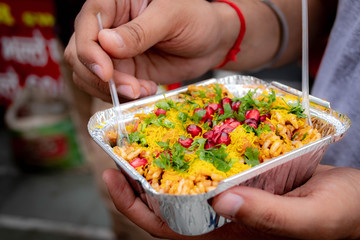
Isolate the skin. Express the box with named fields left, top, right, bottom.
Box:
left=103, top=165, right=360, bottom=239
left=64, top=0, right=334, bottom=102
left=65, top=0, right=237, bottom=102
left=64, top=0, right=360, bottom=238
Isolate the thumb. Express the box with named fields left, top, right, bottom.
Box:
left=98, top=2, right=174, bottom=59
left=212, top=186, right=317, bottom=238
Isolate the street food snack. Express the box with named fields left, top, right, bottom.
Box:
left=90, top=75, right=351, bottom=235
left=109, top=83, right=321, bottom=195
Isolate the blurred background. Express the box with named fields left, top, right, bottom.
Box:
left=0, top=0, right=303, bottom=239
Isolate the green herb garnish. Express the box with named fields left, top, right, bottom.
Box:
left=273, top=98, right=307, bottom=119
left=154, top=142, right=189, bottom=172
left=191, top=109, right=206, bottom=123
left=197, top=144, right=233, bottom=172
left=213, top=84, right=223, bottom=103
left=244, top=147, right=260, bottom=166
left=128, top=131, right=147, bottom=146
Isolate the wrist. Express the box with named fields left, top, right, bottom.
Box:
left=212, top=0, right=282, bottom=71
left=211, top=1, right=241, bottom=69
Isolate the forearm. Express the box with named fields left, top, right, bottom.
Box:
left=212, top=0, right=337, bottom=71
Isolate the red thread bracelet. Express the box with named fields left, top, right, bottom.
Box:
left=213, top=0, right=246, bottom=69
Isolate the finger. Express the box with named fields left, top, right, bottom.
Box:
left=73, top=71, right=152, bottom=103
left=65, top=34, right=112, bottom=101
left=102, top=169, right=181, bottom=239
left=138, top=79, right=158, bottom=98
left=74, top=0, right=117, bottom=81
left=98, top=0, right=176, bottom=59
left=64, top=34, right=77, bottom=71
left=212, top=186, right=318, bottom=238
left=72, top=72, right=111, bottom=102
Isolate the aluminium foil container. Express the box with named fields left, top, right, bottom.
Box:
left=88, top=75, right=351, bottom=236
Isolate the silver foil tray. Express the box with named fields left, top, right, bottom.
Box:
left=88, top=75, right=351, bottom=235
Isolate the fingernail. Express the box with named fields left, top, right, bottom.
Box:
left=213, top=192, right=244, bottom=219
left=90, top=64, right=104, bottom=80
left=140, top=87, right=148, bottom=97
left=106, top=30, right=124, bottom=48
left=117, top=85, right=136, bottom=99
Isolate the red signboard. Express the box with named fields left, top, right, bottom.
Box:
left=0, top=0, right=62, bottom=107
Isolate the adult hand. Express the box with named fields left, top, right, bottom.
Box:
left=64, top=0, right=239, bottom=102
left=103, top=165, right=360, bottom=240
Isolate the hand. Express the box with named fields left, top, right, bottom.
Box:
left=64, top=0, right=239, bottom=102
left=103, top=165, right=360, bottom=240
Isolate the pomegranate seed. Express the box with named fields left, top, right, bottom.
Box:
left=130, top=158, right=148, bottom=168
left=231, top=101, right=241, bottom=112
left=208, top=103, right=222, bottom=111
left=203, top=130, right=214, bottom=139
left=218, top=123, right=229, bottom=132
left=205, top=106, right=215, bottom=120
left=229, top=121, right=241, bottom=129
left=186, top=124, right=202, bottom=137
left=204, top=119, right=213, bottom=128
left=222, top=127, right=234, bottom=133
left=224, top=118, right=236, bottom=124
left=179, top=137, right=193, bottom=148
left=259, top=113, right=271, bottom=122
left=213, top=125, right=221, bottom=131
left=221, top=97, right=232, bottom=108
left=217, top=132, right=231, bottom=145
left=204, top=140, right=216, bottom=149
left=212, top=130, right=222, bottom=143
left=244, top=118, right=258, bottom=129
left=155, top=108, right=167, bottom=116
left=245, top=109, right=260, bottom=121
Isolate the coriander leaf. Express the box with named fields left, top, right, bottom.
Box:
left=154, top=142, right=189, bottom=172
left=178, top=111, right=188, bottom=123
left=239, top=90, right=256, bottom=111
left=213, top=84, right=223, bottom=103
left=213, top=158, right=231, bottom=172
left=254, top=123, right=272, bottom=136
left=233, top=111, right=245, bottom=122
left=157, top=141, right=170, bottom=150
left=166, top=98, right=179, bottom=110
left=162, top=119, right=175, bottom=128
left=255, top=89, right=277, bottom=112
left=184, top=99, right=200, bottom=111
left=288, top=102, right=307, bottom=118
left=199, top=90, right=207, bottom=98
left=148, top=114, right=175, bottom=129
left=143, top=113, right=157, bottom=127
left=192, top=109, right=206, bottom=123
left=217, top=103, right=233, bottom=121
left=170, top=142, right=189, bottom=172
left=128, top=131, right=147, bottom=146
left=243, top=124, right=255, bottom=134
left=273, top=98, right=307, bottom=118
left=244, top=147, right=260, bottom=166
left=243, top=123, right=271, bottom=137
left=189, top=138, right=207, bottom=151
left=197, top=145, right=232, bottom=172
left=154, top=151, right=172, bottom=169
left=155, top=100, right=170, bottom=111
